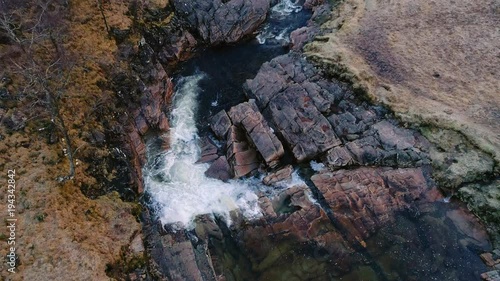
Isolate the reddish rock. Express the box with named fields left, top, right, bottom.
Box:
left=481, top=270, right=500, bottom=281
left=205, top=156, right=233, bottom=181
left=226, top=126, right=259, bottom=178
left=311, top=167, right=428, bottom=240
left=197, top=137, right=219, bottom=164
left=263, top=165, right=294, bottom=185
left=290, top=26, right=319, bottom=51
left=134, top=113, right=149, bottom=136
left=228, top=100, right=284, bottom=167
left=245, top=54, right=342, bottom=162
left=325, top=146, right=355, bottom=168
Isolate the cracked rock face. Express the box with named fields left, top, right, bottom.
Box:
left=172, top=0, right=272, bottom=45
left=245, top=54, right=429, bottom=167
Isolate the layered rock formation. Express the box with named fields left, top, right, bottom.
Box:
left=242, top=53, right=429, bottom=169
left=172, top=0, right=272, bottom=45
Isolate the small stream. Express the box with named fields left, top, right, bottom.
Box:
left=143, top=1, right=491, bottom=280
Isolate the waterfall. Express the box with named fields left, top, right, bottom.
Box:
left=143, top=75, right=262, bottom=230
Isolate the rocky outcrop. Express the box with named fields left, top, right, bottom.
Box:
left=205, top=156, right=233, bottom=181
left=210, top=110, right=232, bottom=139
left=124, top=43, right=175, bottom=193
left=245, top=54, right=343, bottom=161
left=228, top=101, right=284, bottom=167
left=226, top=125, right=261, bottom=178
left=207, top=100, right=284, bottom=179
left=172, top=0, right=271, bottom=45
left=245, top=54, right=429, bottom=167
left=312, top=167, right=428, bottom=241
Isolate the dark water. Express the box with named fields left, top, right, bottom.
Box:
left=172, top=3, right=311, bottom=134
left=163, top=2, right=491, bottom=280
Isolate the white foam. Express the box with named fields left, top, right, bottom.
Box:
left=271, top=0, right=303, bottom=16
left=144, top=74, right=263, bottom=229
left=310, top=160, right=326, bottom=172
left=256, top=0, right=303, bottom=44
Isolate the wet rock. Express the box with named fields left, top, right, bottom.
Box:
left=143, top=210, right=212, bottom=281
left=324, top=146, right=355, bottom=168
left=232, top=186, right=357, bottom=277
left=205, top=156, right=233, bottom=181
left=227, top=100, right=284, bottom=167
left=172, top=0, right=271, bottom=45
left=481, top=270, right=500, bottom=281
left=481, top=252, right=500, bottom=267
left=197, top=137, right=219, bottom=164
left=210, top=110, right=232, bottom=139
left=226, top=126, right=259, bottom=178
left=458, top=179, right=500, bottom=248
left=311, top=167, right=428, bottom=240
left=263, top=165, right=293, bottom=185
left=134, top=114, right=149, bottom=136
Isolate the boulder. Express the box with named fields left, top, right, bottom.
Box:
left=227, top=100, right=284, bottom=167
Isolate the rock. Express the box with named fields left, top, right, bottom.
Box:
left=231, top=186, right=357, bottom=277
left=290, top=26, right=319, bottom=51
left=481, top=252, right=500, bottom=267
left=481, top=270, right=500, bottom=281
left=245, top=54, right=343, bottom=162
left=134, top=113, right=149, bottom=135
left=458, top=179, right=500, bottom=248
left=172, top=0, right=271, bottom=45
left=226, top=126, right=259, bottom=178
left=227, top=100, right=284, bottom=167
left=263, top=165, right=294, bottom=185
left=421, top=127, right=495, bottom=189
left=373, top=120, right=416, bottom=151
left=90, top=129, right=106, bottom=146
left=304, top=0, right=325, bottom=10
left=2, top=110, right=27, bottom=131
left=205, top=156, right=233, bottom=181
left=311, top=167, right=428, bottom=240
left=143, top=210, right=214, bottom=281
left=324, top=146, right=355, bottom=168
left=197, top=137, right=219, bottom=164
left=210, top=110, right=232, bottom=139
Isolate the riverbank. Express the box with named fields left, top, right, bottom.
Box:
left=305, top=0, right=500, bottom=248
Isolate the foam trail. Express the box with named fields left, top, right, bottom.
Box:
left=144, top=74, right=262, bottom=230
